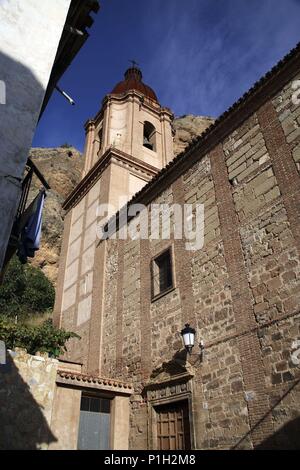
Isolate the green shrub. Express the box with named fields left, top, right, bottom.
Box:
left=0, top=256, right=55, bottom=320
left=60, top=143, right=73, bottom=148
left=0, top=318, right=80, bottom=357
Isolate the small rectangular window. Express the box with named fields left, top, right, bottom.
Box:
left=152, top=248, right=174, bottom=299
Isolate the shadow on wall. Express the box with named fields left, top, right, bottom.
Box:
left=0, top=353, right=57, bottom=449
left=0, top=50, right=45, bottom=176
left=167, top=350, right=300, bottom=450
left=231, top=378, right=300, bottom=450
left=256, top=416, right=300, bottom=450
left=0, top=50, right=45, bottom=269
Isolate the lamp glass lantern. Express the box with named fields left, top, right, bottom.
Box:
left=180, top=323, right=196, bottom=354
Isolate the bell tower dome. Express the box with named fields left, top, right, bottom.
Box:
left=111, top=65, right=158, bottom=102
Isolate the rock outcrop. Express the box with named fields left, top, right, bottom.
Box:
left=29, top=115, right=214, bottom=284
left=173, top=115, right=214, bottom=155
left=28, top=147, right=83, bottom=284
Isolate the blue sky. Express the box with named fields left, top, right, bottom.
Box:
left=33, top=0, right=300, bottom=152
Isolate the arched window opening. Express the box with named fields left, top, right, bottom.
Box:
left=96, top=127, right=103, bottom=157
left=143, top=121, right=156, bottom=151
left=98, top=128, right=103, bottom=150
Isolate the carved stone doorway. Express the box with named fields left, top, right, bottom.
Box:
left=144, top=358, right=195, bottom=450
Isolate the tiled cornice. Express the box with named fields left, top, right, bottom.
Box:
left=57, top=369, right=134, bottom=395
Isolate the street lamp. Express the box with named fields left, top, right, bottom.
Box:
left=180, top=324, right=196, bottom=355
left=180, top=324, right=205, bottom=360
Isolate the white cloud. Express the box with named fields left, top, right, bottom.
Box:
left=144, top=0, right=300, bottom=117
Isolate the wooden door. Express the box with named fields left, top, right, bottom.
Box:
left=156, top=401, right=191, bottom=450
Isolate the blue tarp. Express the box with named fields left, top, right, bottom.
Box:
left=17, top=191, right=45, bottom=263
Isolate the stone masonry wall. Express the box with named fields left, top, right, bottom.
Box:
left=102, top=72, right=300, bottom=449
left=273, top=72, right=300, bottom=173
left=59, top=179, right=102, bottom=366
left=0, top=348, right=58, bottom=450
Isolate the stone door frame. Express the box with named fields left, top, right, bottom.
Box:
left=145, top=371, right=195, bottom=450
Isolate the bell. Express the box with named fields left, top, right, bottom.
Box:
left=143, top=136, right=153, bottom=150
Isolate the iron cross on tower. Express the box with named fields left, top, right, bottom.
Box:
left=129, top=60, right=139, bottom=68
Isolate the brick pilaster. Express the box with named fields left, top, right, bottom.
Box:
left=172, top=177, right=196, bottom=327
left=87, top=242, right=106, bottom=375
left=257, top=101, right=300, bottom=254
left=172, top=176, right=209, bottom=449
left=116, top=240, right=125, bottom=375
left=140, top=239, right=152, bottom=381
left=210, top=143, right=274, bottom=448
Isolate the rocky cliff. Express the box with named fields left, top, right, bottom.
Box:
left=29, top=115, right=214, bottom=284
left=28, top=147, right=83, bottom=283
left=172, top=115, right=214, bottom=155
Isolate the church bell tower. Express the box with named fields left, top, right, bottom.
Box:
left=82, top=64, right=174, bottom=206
left=54, top=65, right=174, bottom=373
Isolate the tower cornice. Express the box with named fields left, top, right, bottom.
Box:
left=84, top=118, right=95, bottom=134
left=92, top=90, right=174, bottom=125
left=63, top=146, right=159, bottom=213
left=103, top=89, right=166, bottom=111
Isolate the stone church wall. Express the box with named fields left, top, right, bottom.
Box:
left=101, top=72, right=300, bottom=449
